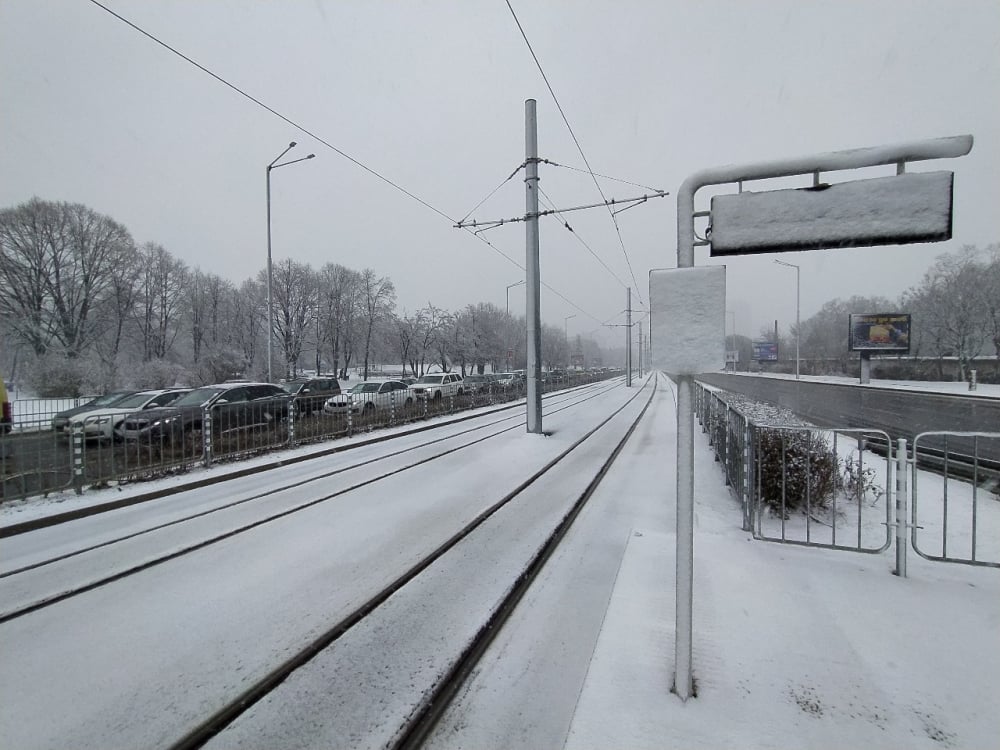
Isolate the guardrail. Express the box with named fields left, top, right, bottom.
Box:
left=0, top=372, right=614, bottom=502
left=695, top=382, right=1000, bottom=573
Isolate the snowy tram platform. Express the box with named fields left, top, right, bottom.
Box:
left=561, top=382, right=999, bottom=750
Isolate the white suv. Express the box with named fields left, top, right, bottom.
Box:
left=408, top=373, right=464, bottom=401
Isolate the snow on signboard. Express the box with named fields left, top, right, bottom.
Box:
left=650, top=266, right=725, bottom=376
left=709, top=171, right=954, bottom=255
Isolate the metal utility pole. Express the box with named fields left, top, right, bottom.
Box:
left=774, top=259, right=800, bottom=379
left=625, top=288, right=632, bottom=387
left=525, top=99, right=543, bottom=434
left=638, top=322, right=643, bottom=379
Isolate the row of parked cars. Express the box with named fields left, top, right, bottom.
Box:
left=45, top=371, right=536, bottom=442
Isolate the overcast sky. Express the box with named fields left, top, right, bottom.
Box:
left=2, top=0, right=997, bottom=348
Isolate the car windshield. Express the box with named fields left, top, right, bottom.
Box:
left=169, top=387, right=225, bottom=407
left=350, top=383, right=380, bottom=394
left=89, top=392, right=132, bottom=407
left=280, top=382, right=304, bottom=394
left=414, top=375, right=444, bottom=385
left=466, top=375, right=487, bottom=382
left=112, top=392, right=159, bottom=409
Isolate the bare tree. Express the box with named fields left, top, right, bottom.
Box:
left=229, top=278, right=264, bottom=378
left=358, top=268, right=396, bottom=380
left=0, top=198, right=136, bottom=357
left=266, top=259, right=317, bottom=379
left=134, top=242, right=188, bottom=361
left=906, top=246, right=990, bottom=381
left=316, top=264, right=363, bottom=377
left=416, top=304, right=450, bottom=375
left=394, top=312, right=419, bottom=377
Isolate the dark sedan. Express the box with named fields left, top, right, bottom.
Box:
left=117, top=382, right=290, bottom=442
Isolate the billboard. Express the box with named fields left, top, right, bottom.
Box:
left=849, top=313, right=911, bottom=352
left=752, top=341, right=778, bottom=361
left=709, top=171, right=954, bottom=256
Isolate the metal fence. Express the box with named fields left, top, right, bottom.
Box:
left=695, top=383, right=1000, bottom=574
left=911, top=431, right=1000, bottom=568
left=0, top=371, right=613, bottom=502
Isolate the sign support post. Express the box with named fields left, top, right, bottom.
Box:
left=662, top=134, right=972, bottom=703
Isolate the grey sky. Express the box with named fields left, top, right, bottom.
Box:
left=2, top=0, right=997, bottom=347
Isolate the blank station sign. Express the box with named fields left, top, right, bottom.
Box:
left=650, top=266, right=726, bottom=376
left=709, top=171, right=954, bottom=255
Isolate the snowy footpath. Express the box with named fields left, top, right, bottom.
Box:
left=563, top=382, right=1000, bottom=750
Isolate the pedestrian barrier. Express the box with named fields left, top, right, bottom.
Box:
left=696, top=383, right=1000, bottom=575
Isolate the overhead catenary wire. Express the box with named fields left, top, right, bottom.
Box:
left=537, top=186, right=631, bottom=291
left=459, top=162, right=526, bottom=224
left=541, top=159, right=665, bottom=193
left=86, top=0, right=607, bottom=326
left=505, top=0, right=647, bottom=307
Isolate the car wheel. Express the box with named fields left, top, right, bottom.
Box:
left=433, top=391, right=442, bottom=401
left=457, top=388, right=464, bottom=396
left=363, top=402, right=375, bottom=414
left=405, top=397, right=413, bottom=407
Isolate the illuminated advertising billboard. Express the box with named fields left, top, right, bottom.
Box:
left=849, top=313, right=911, bottom=353
left=752, top=341, right=778, bottom=361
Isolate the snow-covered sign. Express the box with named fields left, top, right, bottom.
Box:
left=709, top=171, right=954, bottom=255
left=649, top=266, right=725, bottom=376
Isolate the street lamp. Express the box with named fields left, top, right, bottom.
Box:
left=266, top=141, right=315, bottom=382
left=773, top=259, right=800, bottom=380
left=564, top=314, right=576, bottom=367
left=726, top=310, right=736, bottom=372
left=506, top=279, right=525, bottom=315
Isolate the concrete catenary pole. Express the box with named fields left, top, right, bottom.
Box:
left=626, top=287, right=632, bottom=387
left=525, top=99, right=543, bottom=433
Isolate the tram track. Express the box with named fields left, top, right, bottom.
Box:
left=0, top=379, right=627, bottom=624
left=0, top=374, right=657, bottom=750
left=177, top=374, right=658, bottom=750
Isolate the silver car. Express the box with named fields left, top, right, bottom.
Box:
left=323, top=381, right=413, bottom=415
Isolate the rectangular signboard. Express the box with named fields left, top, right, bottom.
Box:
left=650, top=266, right=726, bottom=375
left=709, top=171, right=954, bottom=255
left=849, top=313, right=911, bottom=352
left=752, top=341, right=778, bottom=361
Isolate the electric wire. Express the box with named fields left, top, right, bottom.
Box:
left=86, top=0, right=608, bottom=326
left=541, top=159, right=665, bottom=193
left=505, top=0, right=647, bottom=306
left=538, top=186, right=630, bottom=291
left=459, top=162, right=525, bottom=224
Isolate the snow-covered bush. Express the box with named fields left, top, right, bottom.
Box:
left=841, top=453, right=885, bottom=506
left=755, top=428, right=838, bottom=517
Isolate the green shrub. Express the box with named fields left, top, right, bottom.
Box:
left=756, top=428, right=838, bottom=517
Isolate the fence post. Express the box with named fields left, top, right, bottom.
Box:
left=347, top=394, right=354, bottom=437
left=288, top=400, right=297, bottom=445
left=390, top=390, right=396, bottom=425
left=723, top=403, right=731, bottom=480
left=202, top=408, right=213, bottom=468
left=894, top=437, right=908, bottom=577
left=743, top=420, right=753, bottom=532
left=72, top=422, right=85, bottom=495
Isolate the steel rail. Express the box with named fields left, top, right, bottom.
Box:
left=168, top=375, right=657, bottom=750
left=0, top=380, right=630, bottom=623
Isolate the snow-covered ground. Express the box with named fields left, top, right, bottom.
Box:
left=564, top=383, right=1000, bottom=750
left=1, top=377, right=997, bottom=749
